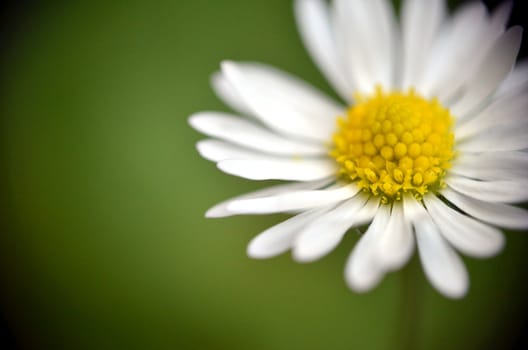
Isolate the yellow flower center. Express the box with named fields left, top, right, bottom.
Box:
left=331, top=88, right=455, bottom=203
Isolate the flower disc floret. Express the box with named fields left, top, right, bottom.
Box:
left=331, top=88, right=455, bottom=203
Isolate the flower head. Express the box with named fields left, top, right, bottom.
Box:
left=189, top=0, right=528, bottom=299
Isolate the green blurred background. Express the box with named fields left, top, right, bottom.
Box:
left=1, top=0, right=527, bottom=349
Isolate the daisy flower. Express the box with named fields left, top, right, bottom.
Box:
left=189, top=0, right=528, bottom=299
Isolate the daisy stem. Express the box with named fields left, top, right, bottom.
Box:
left=398, top=257, right=423, bottom=350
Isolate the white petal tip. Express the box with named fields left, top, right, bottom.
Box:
left=204, top=211, right=219, bottom=218
left=188, top=112, right=208, bottom=130
left=506, top=26, right=523, bottom=46
left=195, top=142, right=219, bottom=162
left=188, top=114, right=201, bottom=130
left=496, top=236, right=506, bottom=253
left=188, top=111, right=220, bottom=132
left=205, top=206, right=232, bottom=218
left=216, top=161, right=244, bottom=178
left=344, top=270, right=382, bottom=294
left=246, top=247, right=270, bottom=259
left=438, top=285, right=468, bottom=300
left=220, top=60, right=237, bottom=71
left=472, top=233, right=506, bottom=259
left=512, top=26, right=523, bottom=35
left=345, top=279, right=377, bottom=294
left=247, top=240, right=283, bottom=259
left=216, top=161, right=246, bottom=178
left=429, top=273, right=470, bottom=299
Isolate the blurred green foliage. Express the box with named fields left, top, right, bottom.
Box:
left=0, top=0, right=527, bottom=349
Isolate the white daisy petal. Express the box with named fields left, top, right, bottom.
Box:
left=400, top=194, right=422, bottom=222
left=221, top=61, right=343, bottom=141
left=226, top=184, right=359, bottom=215
left=415, top=216, right=469, bottom=299
left=432, top=2, right=514, bottom=104
left=229, top=62, right=344, bottom=119
left=218, top=157, right=337, bottom=181
left=345, top=205, right=389, bottom=293
left=196, top=139, right=262, bottom=162
left=189, top=112, right=325, bottom=156
left=496, top=59, right=528, bottom=97
left=400, top=0, right=445, bottom=90
left=247, top=208, right=327, bottom=259
left=450, top=151, right=528, bottom=181
left=420, top=2, right=487, bottom=96
left=365, top=0, right=398, bottom=89
left=404, top=195, right=469, bottom=299
left=455, top=85, right=528, bottom=139
left=490, top=0, right=513, bottom=32
left=346, top=196, right=382, bottom=226
left=451, top=27, right=523, bottom=118
left=424, top=195, right=504, bottom=258
left=294, top=0, right=353, bottom=102
left=456, top=120, right=528, bottom=152
left=446, top=176, right=528, bottom=204
left=211, top=72, right=254, bottom=116
left=332, top=0, right=397, bottom=92
left=292, top=195, right=377, bottom=263
left=374, top=202, right=414, bottom=271
left=441, top=187, right=528, bottom=230
left=206, top=178, right=332, bottom=218
left=452, top=151, right=528, bottom=170
left=333, top=0, right=374, bottom=94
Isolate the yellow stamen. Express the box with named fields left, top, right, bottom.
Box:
left=330, top=87, right=455, bottom=203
